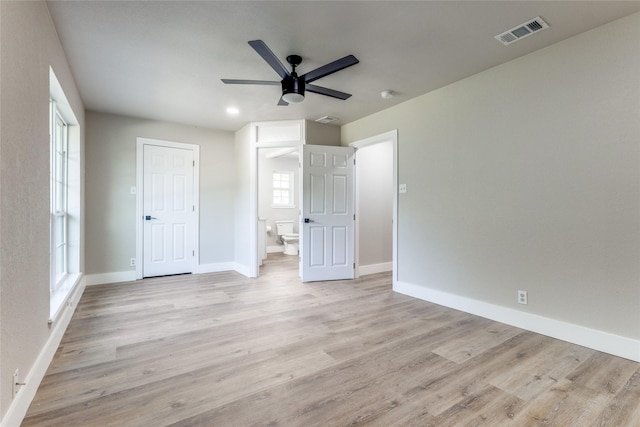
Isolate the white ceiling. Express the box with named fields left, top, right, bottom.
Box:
left=47, top=1, right=640, bottom=132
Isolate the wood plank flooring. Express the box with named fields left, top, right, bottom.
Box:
left=23, top=254, right=640, bottom=426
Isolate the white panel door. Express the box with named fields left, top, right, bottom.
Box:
left=143, top=144, right=195, bottom=277
left=301, top=145, right=355, bottom=282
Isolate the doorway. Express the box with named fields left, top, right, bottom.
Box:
left=136, top=137, right=200, bottom=279
left=257, top=146, right=301, bottom=268
left=249, top=127, right=397, bottom=286
left=350, top=130, right=398, bottom=286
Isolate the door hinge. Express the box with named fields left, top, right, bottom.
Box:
left=193, top=160, right=195, bottom=167
left=353, top=214, right=356, bottom=220
left=353, top=263, right=356, bottom=269
left=192, top=250, right=195, bottom=256
left=193, top=205, right=195, bottom=212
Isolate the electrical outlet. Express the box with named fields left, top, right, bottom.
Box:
left=518, top=290, right=528, bottom=305
left=399, top=184, right=407, bottom=193
left=130, top=258, right=136, bottom=267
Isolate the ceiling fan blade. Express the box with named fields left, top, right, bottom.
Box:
left=277, top=96, right=289, bottom=106
left=302, top=55, right=359, bottom=84
left=221, top=79, right=280, bottom=85
left=248, top=40, right=289, bottom=80
left=306, top=84, right=352, bottom=100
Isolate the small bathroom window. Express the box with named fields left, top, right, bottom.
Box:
left=273, top=171, right=295, bottom=208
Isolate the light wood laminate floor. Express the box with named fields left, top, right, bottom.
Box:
left=24, top=254, right=640, bottom=426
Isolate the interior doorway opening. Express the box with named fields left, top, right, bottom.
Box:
left=257, top=146, right=301, bottom=272
left=350, top=130, right=398, bottom=286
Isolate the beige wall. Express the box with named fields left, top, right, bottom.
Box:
left=304, top=120, right=340, bottom=146
left=85, top=112, right=236, bottom=274
left=356, top=141, right=393, bottom=267
left=0, top=1, right=85, bottom=419
left=342, top=13, right=640, bottom=342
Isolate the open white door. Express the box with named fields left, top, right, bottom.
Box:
left=301, top=145, right=355, bottom=282
left=143, top=144, right=196, bottom=277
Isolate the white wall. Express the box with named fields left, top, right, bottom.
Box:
left=85, top=112, right=235, bottom=276
left=233, top=123, right=252, bottom=276
left=357, top=141, right=393, bottom=267
left=258, top=150, right=299, bottom=249
left=342, top=13, right=640, bottom=359
left=0, top=1, right=85, bottom=421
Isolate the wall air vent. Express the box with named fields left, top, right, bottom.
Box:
left=315, top=115, right=338, bottom=124
left=495, top=16, right=549, bottom=46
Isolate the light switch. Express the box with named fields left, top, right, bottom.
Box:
left=399, top=184, right=407, bottom=194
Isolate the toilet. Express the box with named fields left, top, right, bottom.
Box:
left=275, top=220, right=299, bottom=255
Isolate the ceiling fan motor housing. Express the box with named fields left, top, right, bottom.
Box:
left=282, top=75, right=305, bottom=95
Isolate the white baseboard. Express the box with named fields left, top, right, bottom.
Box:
left=86, top=263, right=254, bottom=285
left=358, top=262, right=392, bottom=276
left=0, top=277, right=87, bottom=427
left=233, top=262, right=252, bottom=278
left=196, top=262, right=236, bottom=274
left=85, top=270, right=137, bottom=286
left=267, top=245, right=284, bottom=253
left=199, top=262, right=254, bottom=278
left=395, top=280, right=640, bottom=363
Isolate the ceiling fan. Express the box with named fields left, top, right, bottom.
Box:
left=221, top=40, right=359, bottom=106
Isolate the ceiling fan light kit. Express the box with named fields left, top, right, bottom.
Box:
left=222, top=40, right=358, bottom=106
left=282, top=90, right=304, bottom=104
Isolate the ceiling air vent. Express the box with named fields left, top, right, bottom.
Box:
left=315, top=115, right=338, bottom=124
left=495, top=16, right=549, bottom=46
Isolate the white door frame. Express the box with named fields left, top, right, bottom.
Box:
left=250, top=140, right=302, bottom=277
left=349, top=129, right=398, bottom=286
left=136, top=137, right=200, bottom=279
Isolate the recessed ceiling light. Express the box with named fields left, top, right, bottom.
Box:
left=226, top=107, right=239, bottom=115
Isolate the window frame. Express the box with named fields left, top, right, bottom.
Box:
left=272, top=170, right=295, bottom=209
left=50, top=100, right=69, bottom=292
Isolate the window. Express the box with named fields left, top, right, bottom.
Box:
left=50, top=100, right=68, bottom=291
left=272, top=171, right=295, bottom=208
left=49, top=66, right=81, bottom=322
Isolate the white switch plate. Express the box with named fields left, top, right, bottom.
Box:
left=399, top=184, right=407, bottom=193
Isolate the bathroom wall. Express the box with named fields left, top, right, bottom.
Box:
left=258, top=149, right=299, bottom=251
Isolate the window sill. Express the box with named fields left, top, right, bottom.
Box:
left=49, top=272, right=82, bottom=323
left=272, top=205, right=296, bottom=209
